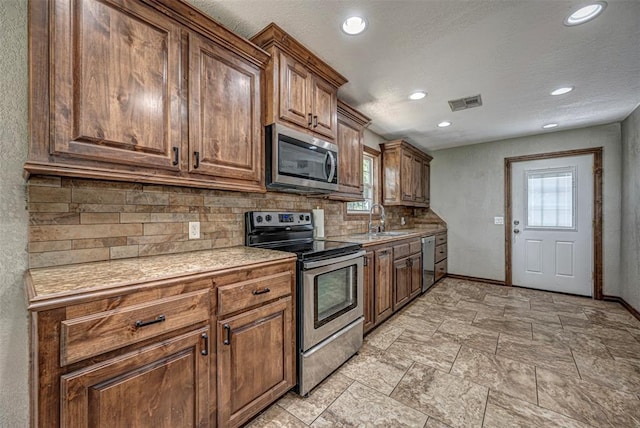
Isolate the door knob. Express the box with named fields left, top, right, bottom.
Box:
left=514, top=229, right=520, bottom=234
left=514, top=220, right=520, bottom=225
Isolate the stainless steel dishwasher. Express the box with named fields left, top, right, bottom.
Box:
left=422, top=236, right=436, bottom=292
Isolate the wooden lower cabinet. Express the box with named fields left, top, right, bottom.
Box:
left=60, top=327, right=210, bottom=428
left=28, top=257, right=297, bottom=428
left=217, top=297, right=294, bottom=427
left=393, top=251, right=421, bottom=311
left=374, top=248, right=394, bottom=324
left=363, top=251, right=375, bottom=333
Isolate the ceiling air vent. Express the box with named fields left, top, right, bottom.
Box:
left=448, top=94, right=483, bottom=112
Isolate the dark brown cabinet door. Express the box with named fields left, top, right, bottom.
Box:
left=336, top=115, right=363, bottom=195
left=423, top=160, right=431, bottom=206
left=278, top=52, right=311, bottom=129
left=401, top=151, right=414, bottom=202
left=413, top=157, right=425, bottom=203
left=394, top=258, right=411, bottom=309
left=409, top=253, right=423, bottom=298
left=188, top=32, right=263, bottom=189
left=374, top=248, right=393, bottom=324
left=310, top=76, right=338, bottom=140
left=51, top=0, right=182, bottom=171
left=363, top=251, right=375, bottom=333
left=217, top=297, right=294, bottom=428
left=60, top=327, right=210, bottom=428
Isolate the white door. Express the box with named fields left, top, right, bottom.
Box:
left=511, top=155, right=593, bottom=296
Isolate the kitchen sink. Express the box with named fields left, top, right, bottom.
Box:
left=353, top=231, right=411, bottom=237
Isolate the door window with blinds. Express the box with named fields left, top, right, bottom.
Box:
left=525, top=167, right=577, bottom=230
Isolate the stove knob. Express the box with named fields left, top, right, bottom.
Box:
left=299, top=214, right=304, bottom=221
left=265, top=214, right=272, bottom=222
left=256, top=215, right=263, bottom=223
left=305, top=215, right=310, bottom=221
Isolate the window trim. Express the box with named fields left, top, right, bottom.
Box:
left=344, top=146, right=381, bottom=219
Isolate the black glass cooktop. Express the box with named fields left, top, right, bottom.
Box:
left=259, top=239, right=361, bottom=260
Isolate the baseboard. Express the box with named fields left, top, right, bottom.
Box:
left=603, top=295, right=640, bottom=322
left=446, top=274, right=506, bottom=287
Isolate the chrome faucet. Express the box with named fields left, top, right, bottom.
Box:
left=368, top=204, right=386, bottom=234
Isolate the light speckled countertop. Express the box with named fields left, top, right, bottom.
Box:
left=26, top=246, right=296, bottom=307
left=329, top=226, right=447, bottom=247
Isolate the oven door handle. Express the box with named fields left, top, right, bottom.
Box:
left=302, top=250, right=365, bottom=270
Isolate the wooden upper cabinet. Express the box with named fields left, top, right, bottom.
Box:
left=50, top=0, right=182, bottom=171
left=188, top=32, right=262, bottom=189
left=251, top=23, right=347, bottom=142
left=311, top=76, right=338, bottom=140
left=278, top=52, right=311, bottom=128
left=27, top=0, right=269, bottom=192
left=381, top=139, right=433, bottom=207
left=332, top=100, right=371, bottom=200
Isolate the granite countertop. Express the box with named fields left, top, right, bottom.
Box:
left=329, top=226, right=447, bottom=247
left=26, top=246, right=296, bottom=308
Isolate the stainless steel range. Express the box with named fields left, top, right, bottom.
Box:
left=245, top=211, right=364, bottom=396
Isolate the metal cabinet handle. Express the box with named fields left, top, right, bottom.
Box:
left=313, top=115, right=318, bottom=128
left=201, top=333, right=209, bottom=356
left=172, top=147, right=179, bottom=166
left=194, top=151, right=200, bottom=169
left=134, top=315, right=165, bottom=329
left=308, top=113, right=313, bottom=127
left=252, top=288, right=270, bottom=295
left=223, top=324, right=231, bottom=345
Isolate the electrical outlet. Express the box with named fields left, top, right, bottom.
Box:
left=188, top=221, right=200, bottom=239
left=401, top=217, right=406, bottom=225
left=494, top=216, right=504, bottom=225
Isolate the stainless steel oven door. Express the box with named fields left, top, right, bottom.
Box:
left=301, top=251, right=364, bottom=351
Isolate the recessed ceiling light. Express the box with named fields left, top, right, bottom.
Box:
left=542, top=123, right=559, bottom=129
left=550, top=86, right=574, bottom=96
left=342, top=16, right=367, bottom=35
left=437, top=121, right=452, bottom=128
left=409, top=91, right=427, bottom=100
left=564, top=2, right=607, bottom=26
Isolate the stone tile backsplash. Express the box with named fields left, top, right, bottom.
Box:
left=27, top=176, right=444, bottom=268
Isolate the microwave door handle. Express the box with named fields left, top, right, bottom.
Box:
left=327, top=151, right=336, bottom=183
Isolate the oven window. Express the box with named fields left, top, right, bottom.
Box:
left=314, top=264, right=358, bottom=328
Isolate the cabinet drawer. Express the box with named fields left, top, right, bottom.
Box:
left=409, top=240, right=422, bottom=255
left=394, top=240, right=421, bottom=260
left=435, top=243, right=448, bottom=263
left=435, top=259, right=447, bottom=282
left=436, top=233, right=447, bottom=246
left=217, top=271, right=292, bottom=316
left=61, top=289, right=210, bottom=365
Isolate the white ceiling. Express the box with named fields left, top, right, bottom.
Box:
left=188, top=0, right=640, bottom=151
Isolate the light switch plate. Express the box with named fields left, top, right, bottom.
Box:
left=494, top=216, right=504, bottom=225
left=188, top=221, right=200, bottom=239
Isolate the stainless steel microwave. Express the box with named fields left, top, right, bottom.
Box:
left=265, top=124, right=339, bottom=193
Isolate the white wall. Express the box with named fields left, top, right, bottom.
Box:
left=363, top=127, right=386, bottom=150
left=0, top=0, right=29, bottom=426
left=620, top=105, right=640, bottom=311
left=430, top=124, right=622, bottom=296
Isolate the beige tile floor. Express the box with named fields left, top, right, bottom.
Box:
left=246, top=278, right=640, bottom=427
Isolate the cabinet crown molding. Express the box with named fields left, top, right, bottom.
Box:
left=251, top=23, right=348, bottom=88
left=381, top=139, right=433, bottom=161
left=338, top=100, right=371, bottom=127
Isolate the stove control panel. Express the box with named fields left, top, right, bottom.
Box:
left=250, top=211, right=312, bottom=227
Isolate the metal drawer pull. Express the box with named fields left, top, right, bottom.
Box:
left=172, top=147, right=179, bottom=166
left=308, top=113, right=313, bottom=127
left=194, top=151, right=200, bottom=169
left=201, top=333, right=209, bottom=356
left=252, top=287, right=271, bottom=295
left=223, top=324, right=231, bottom=345
left=134, top=314, right=166, bottom=329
